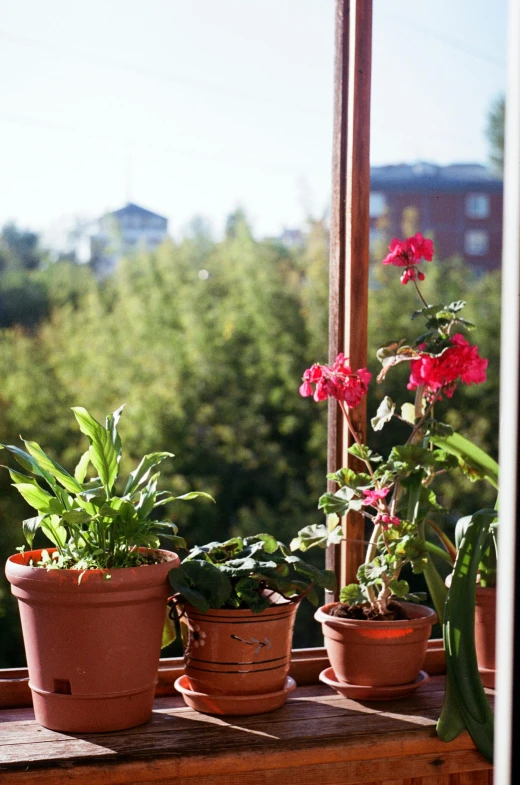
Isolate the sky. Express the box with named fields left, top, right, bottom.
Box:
left=0, top=0, right=508, bottom=247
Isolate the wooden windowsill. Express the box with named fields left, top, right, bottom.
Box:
left=0, top=674, right=493, bottom=785
left=0, top=641, right=446, bottom=710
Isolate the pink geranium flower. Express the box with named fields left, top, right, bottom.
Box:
left=382, top=233, right=434, bottom=285
left=362, top=487, right=390, bottom=507
left=407, top=334, right=488, bottom=398
left=299, top=353, right=371, bottom=408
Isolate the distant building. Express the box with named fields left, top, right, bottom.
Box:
left=83, top=202, right=169, bottom=276
left=279, top=228, right=305, bottom=249
left=370, top=163, right=503, bottom=270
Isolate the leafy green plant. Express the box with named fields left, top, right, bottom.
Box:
left=169, top=534, right=336, bottom=614
left=1, top=405, right=212, bottom=570
left=437, top=509, right=496, bottom=762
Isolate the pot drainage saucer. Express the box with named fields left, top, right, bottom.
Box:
left=319, top=667, right=429, bottom=702
left=174, top=674, right=296, bottom=715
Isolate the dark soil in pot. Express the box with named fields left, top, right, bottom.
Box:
left=329, top=601, right=411, bottom=621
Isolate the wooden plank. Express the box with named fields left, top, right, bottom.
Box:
left=450, top=773, right=493, bottom=784
left=0, top=749, right=492, bottom=785
left=0, top=678, right=493, bottom=784
left=327, top=0, right=373, bottom=591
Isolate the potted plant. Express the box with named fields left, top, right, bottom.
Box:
left=2, top=405, right=212, bottom=733
left=168, top=533, right=336, bottom=715
left=296, top=233, right=494, bottom=700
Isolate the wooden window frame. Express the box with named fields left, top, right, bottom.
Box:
left=327, top=0, right=372, bottom=590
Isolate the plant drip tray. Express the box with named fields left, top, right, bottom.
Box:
left=319, top=667, right=430, bottom=702
left=174, top=674, right=296, bottom=716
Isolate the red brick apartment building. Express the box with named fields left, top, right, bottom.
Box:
left=369, top=163, right=503, bottom=271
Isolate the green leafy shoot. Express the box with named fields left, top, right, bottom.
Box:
left=1, top=405, right=212, bottom=570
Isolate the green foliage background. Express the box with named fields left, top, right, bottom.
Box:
left=0, top=217, right=500, bottom=666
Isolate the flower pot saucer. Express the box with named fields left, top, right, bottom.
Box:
left=319, top=666, right=429, bottom=702
left=174, top=674, right=296, bottom=716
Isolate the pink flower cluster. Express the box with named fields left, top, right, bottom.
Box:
left=299, top=353, right=371, bottom=408
left=382, top=233, right=434, bottom=285
left=374, top=513, right=401, bottom=531
left=407, top=333, right=488, bottom=399
left=362, top=487, right=389, bottom=507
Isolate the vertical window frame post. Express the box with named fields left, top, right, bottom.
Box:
left=327, top=0, right=373, bottom=593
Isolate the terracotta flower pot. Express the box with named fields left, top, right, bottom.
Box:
left=182, top=600, right=299, bottom=697
left=315, top=601, right=436, bottom=688
left=475, top=585, right=496, bottom=689
left=5, top=547, right=179, bottom=733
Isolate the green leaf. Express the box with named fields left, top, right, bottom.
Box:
left=156, top=534, right=187, bottom=550
left=347, top=443, right=382, bottom=463
left=161, top=607, right=177, bottom=649
left=174, top=491, right=215, bottom=502
left=169, top=560, right=233, bottom=610
left=6, top=467, right=41, bottom=487
left=401, top=402, right=416, bottom=425
left=339, top=583, right=364, bottom=604
left=388, top=579, right=410, bottom=598
left=22, top=515, right=44, bottom=547
left=12, top=482, right=63, bottom=514
left=41, top=515, right=68, bottom=548
left=106, top=405, right=125, bottom=462
left=22, top=440, right=84, bottom=494
left=156, top=491, right=215, bottom=506
left=244, top=533, right=279, bottom=554
left=60, top=509, right=91, bottom=527
left=290, top=522, right=343, bottom=552
left=124, top=452, right=174, bottom=496
left=371, top=396, right=395, bottom=432
left=72, top=407, right=119, bottom=493
left=235, top=579, right=270, bottom=612
left=318, top=487, right=364, bottom=516
left=429, top=432, right=499, bottom=489
left=74, top=451, right=91, bottom=484
left=1, top=444, right=57, bottom=491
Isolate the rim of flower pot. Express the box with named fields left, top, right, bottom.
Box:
left=184, top=598, right=301, bottom=620
left=315, top=601, right=437, bottom=629
left=6, top=547, right=179, bottom=592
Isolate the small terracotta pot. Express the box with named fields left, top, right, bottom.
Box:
left=5, top=547, right=179, bottom=732
left=475, top=585, right=496, bottom=689
left=183, top=599, right=299, bottom=696
left=315, top=601, right=436, bottom=687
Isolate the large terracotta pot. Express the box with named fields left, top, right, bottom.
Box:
left=5, top=547, right=178, bottom=732
left=475, top=585, right=496, bottom=689
left=183, top=600, right=299, bottom=696
left=315, top=601, right=436, bottom=687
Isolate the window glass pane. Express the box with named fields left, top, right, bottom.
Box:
left=369, top=0, right=504, bottom=609
left=0, top=0, right=335, bottom=667
left=466, top=193, right=491, bottom=218
left=465, top=228, right=490, bottom=255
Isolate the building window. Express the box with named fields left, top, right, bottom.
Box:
left=369, top=192, right=387, bottom=218
left=466, top=193, right=490, bottom=219
left=465, top=229, right=489, bottom=256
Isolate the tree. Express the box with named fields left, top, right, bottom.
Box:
left=486, top=94, right=505, bottom=175
left=0, top=224, right=43, bottom=271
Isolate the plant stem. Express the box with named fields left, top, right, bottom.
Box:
left=338, top=400, right=377, bottom=482
left=412, top=277, right=431, bottom=310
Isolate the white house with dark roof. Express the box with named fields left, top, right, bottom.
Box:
left=83, top=202, right=169, bottom=276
